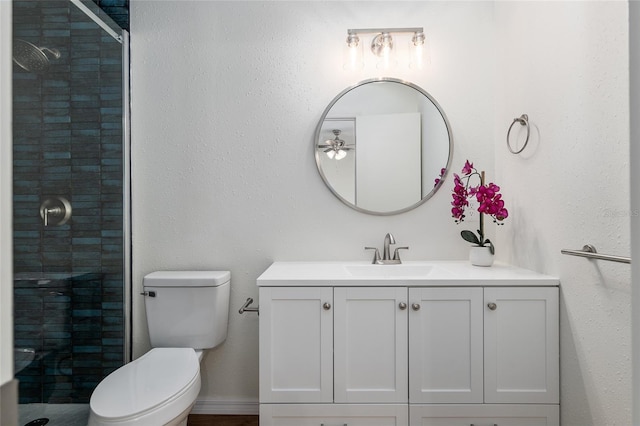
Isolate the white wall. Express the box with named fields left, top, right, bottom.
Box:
left=630, top=1, right=640, bottom=424
left=0, top=0, right=13, bottom=388
left=494, top=2, right=630, bottom=425
left=131, top=2, right=632, bottom=422
left=130, top=0, right=495, bottom=410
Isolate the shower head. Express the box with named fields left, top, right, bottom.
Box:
left=13, top=39, right=61, bottom=73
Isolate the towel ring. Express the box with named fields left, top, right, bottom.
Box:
left=507, top=114, right=530, bottom=154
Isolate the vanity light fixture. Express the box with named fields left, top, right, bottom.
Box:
left=345, top=27, right=426, bottom=71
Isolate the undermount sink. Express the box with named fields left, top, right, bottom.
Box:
left=344, top=264, right=434, bottom=278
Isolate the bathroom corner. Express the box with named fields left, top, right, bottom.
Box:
left=494, top=2, right=631, bottom=424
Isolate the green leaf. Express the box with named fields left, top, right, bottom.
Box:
left=486, top=239, right=495, bottom=255
left=461, top=230, right=481, bottom=245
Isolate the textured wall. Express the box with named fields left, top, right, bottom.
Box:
left=631, top=3, right=640, bottom=423
left=494, top=2, right=630, bottom=425
left=130, top=0, right=495, bottom=409
left=130, top=1, right=633, bottom=420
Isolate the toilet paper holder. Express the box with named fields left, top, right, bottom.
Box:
left=239, top=297, right=259, bottom=315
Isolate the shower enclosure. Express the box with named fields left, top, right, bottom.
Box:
left=12, top=0, right=130, bottom=414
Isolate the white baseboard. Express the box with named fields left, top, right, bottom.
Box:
left=191, top=398, right=259, bottom=415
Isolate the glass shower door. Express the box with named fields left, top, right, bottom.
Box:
left=12, top=0, right=129, bottom=412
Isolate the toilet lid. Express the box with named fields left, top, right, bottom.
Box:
left=90, top=348, right=200, bottom=419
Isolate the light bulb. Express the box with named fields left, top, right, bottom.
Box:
left=326, top=150, right=336, bottom=159
left=335, top=150, right=347, bottom=160
left=373, top=33, right=396, bottom=70
left=343, top=33, right=363, bottom=71
left=410, top=31, right=429, bottom=70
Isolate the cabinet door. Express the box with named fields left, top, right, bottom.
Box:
left=334, top=287, right=408, bottom=403
left=408, top=287, right=484, bottom=403
left=484, top=287, right=559, bottom=404
left=260, top=403, right=409, bottom=426
left=409, top=404, right=559, bottom=426
left=259, top=287, right=333, bottom=403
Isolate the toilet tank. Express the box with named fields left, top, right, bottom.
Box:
left=143, top=271, right=230, bottom=350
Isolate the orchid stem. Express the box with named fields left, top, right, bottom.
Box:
left=479, top=171, right=485, bottom=242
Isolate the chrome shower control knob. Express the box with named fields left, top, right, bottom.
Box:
left=323, top=302, right=331, bottom=310
left=487, top=302, right=497, bottom=311
left=39, top=196, right=72, bottom=227
left=399, top=302, right=407, bottom=310
left=412, top=303, right=420, bottom=311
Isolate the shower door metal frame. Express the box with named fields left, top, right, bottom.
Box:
left=122, top=29, right=132, bottom=363
left=70, top=0, right=123, bottom=43
left=75, top=0, right=132, bottom=365
left=70, top=0, right=132, bottom=365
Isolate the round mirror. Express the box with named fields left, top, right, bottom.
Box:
left=314, top=78, right=453, bottom=215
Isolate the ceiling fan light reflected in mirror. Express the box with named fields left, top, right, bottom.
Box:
left=320, top=129, right=353, bottom=160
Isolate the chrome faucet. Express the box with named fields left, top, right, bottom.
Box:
left=383, top=233, right=395, bottom=261
left=365, top=233, right=409, bottom=264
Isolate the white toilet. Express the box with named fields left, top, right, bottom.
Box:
left=88, top=271, right=230, bottom=426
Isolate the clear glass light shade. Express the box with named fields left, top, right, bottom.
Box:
left=409, top=32, right=429, bottom=70
left=343, top=34, right=363, bottom=71
left=326, top=150, right=336, bottom=159
left=335, top=150, right=347, bottom=160
left=373, top=33, right=397, bottom=70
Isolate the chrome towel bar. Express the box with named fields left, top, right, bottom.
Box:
left=561, top=244, right=630, bottom=264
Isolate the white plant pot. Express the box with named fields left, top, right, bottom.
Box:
left=469, top=245, right=494, bottom=267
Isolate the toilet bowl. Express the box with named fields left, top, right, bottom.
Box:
left=89, top=348, right=202, bottom=426
left=88, top=271, right=230, bottom=426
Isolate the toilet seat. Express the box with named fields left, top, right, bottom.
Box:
left=89, top=348, right=201, bottom=425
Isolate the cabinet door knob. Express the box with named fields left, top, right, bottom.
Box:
left=487, top=302, right=497, bottom=311
left=323, top=302, right=331, bottom=310
left=399, top=302, right=407, bottom=310
left=412, top=303, right=421, bottom=311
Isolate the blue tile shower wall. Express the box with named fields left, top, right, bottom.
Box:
left=13, top=0, right=124, bottom=403
left=91, top=0, right=128, bottom=31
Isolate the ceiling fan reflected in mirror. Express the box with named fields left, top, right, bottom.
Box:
left=318, top=129, right=354, bottom=160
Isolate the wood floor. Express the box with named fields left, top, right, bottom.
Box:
left=187, top=414, right=259, bottom=426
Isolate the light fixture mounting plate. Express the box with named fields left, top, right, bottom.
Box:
left=371, top=33, right=393, bottom=57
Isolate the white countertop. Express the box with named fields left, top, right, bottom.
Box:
left=256, top=261, right=559, bottom=287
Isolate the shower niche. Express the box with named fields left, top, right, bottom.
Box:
left=12, top=0, right=129, bottom=406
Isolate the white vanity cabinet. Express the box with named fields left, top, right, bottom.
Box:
left=409, top=286, right=559, bottom=426
left=409, top=404, right=560, bottom=426
left=259, top=286, right=409, bottom=425
left=257, top=262, right=560, bottom=426
left=334, top=287, right=408, bottom=403
left=408, top=287, right=484, bottom=404
left=483, top=287, right=559, bottom=404
left=409, top=287, right=559, bottom=405
left=258, top=287, right=334, bottom=403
